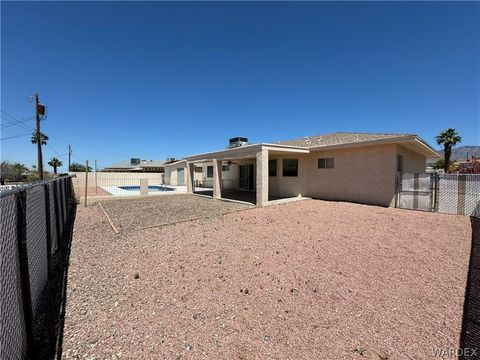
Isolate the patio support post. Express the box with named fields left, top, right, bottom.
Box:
left=213, top=159, right=222, bottom=199
left=256, top=148, right=269, bottom=206
left=186, top=161, right=195, bottom=194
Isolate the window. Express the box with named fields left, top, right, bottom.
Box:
left=222, top=164, right=231, bottom=172
left=206, top=166, right=213, bottom=178
left=318, top=158, right=334, bottom=169
left=269, top=159, right=277, bottom=177
left=397, top=155, right=403, bottom=172
left=283, top=159, right=298, bottom=177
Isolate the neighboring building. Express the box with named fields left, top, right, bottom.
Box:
left=102, top=158, right=170, bottom=173
left=457, top=157, right=480, bottom=174
left=181, top=133, right=440, bottom=207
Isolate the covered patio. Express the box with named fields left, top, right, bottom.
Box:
left=184, top=143, right=309, bottom=206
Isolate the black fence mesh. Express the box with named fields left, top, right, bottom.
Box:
left=48, top=182, right=58, bottom=255
left=25, top=186, right=49, bottom=318
left=0, top=194, right=27, bottom=360
left=0, top=176, right=73, bottom=359
left=56, top=180, right=63, bottom=237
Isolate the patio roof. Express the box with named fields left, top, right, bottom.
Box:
left=184, top=143, right=309, bottom=162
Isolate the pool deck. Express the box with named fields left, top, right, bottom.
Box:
left=101, top=185, right=212, bottom=197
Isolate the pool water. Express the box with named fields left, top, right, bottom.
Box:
left=119, top=185, right=175, bottom=192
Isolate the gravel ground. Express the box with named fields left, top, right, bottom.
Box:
left=63, top=199, right=472, bottom=359
left=99, top=194, right=250, bottom=232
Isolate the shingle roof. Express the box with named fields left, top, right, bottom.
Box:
left=277, top=132, right=414, bottom=148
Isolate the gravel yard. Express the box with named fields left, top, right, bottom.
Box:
left=63, top=198, right=472, bottom=359
left=100, top=194, right=251, bottom=232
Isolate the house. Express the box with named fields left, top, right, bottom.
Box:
left=102, top=158, right=169, bottom=173
left=180, top=133, right=439, bottom=207
left=457, top=157, right=480, bottom=174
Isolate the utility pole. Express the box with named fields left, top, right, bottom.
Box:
left=34, top=92, right=45, bottom=179
left=68, top=145, right=72, bottom=172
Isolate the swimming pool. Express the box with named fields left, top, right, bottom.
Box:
left=118, top=185, right=175, bottom=192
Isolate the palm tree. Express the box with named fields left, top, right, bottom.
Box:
left=31, top=131, right=49, bottom=145
left=48, top=157, right=63, bottom=174
left=435, top=128, right=461, bottom=173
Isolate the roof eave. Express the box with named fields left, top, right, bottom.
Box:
left=308, top=135, right=440, bottom=157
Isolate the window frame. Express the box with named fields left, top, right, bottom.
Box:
left=318, top=157, right=334, bottom=169
left=206, top=166, right=214, bottom=178
left=282, top=159, right=298, bottom=177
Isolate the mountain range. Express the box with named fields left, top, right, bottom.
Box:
left=434, top=145, right=480, bottom=161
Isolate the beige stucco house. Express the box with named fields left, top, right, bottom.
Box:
left=180, top=133, right=439, bottom=207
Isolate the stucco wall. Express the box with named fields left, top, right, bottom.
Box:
left=73, top=171, right=164, bottom=187
left=396, top=145, right=427, bottom=173
left=268, top=144, right=399, bottom=206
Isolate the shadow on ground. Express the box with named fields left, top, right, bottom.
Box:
left=33, top=202, right=77, bottom=360
left=459, top=216, right=480, bottom=359
left=193, top=189, right=284, bottom=204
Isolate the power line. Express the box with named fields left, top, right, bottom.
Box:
left=1, top=116, right=35, bottom=129
left=1, top=111, right=35, bottom=131
left=2, top=110, right=128, bottom=159
left=1, top=131, right=31, bottom=141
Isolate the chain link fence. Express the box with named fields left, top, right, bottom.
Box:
left=397, top=173, right=480, bottom=216
left=0, top=176, right=73, bottom=359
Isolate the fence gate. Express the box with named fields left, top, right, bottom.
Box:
left=397, top=173, right=435, bottom=211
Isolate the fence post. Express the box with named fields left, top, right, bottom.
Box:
left=95, top=160, right=98, bottom=195
left=84, top=160, right=88, bottom=207
left=395, top=173, right=402, bottom=208
left=15, top=191, right=35, bottom=358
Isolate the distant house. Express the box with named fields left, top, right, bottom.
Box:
left=102, top=158, right=169, bottom=173
left=178, top=133, right=439, bottom=207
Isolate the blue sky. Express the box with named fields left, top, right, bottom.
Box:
left=2, top=1, right=479, bottom=172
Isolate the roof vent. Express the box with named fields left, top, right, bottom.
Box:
left=303, top=136, right=311, bottom=145
left=228, top=137, right=248, bottom=149
left=130, top=158, right=141, bottom=166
